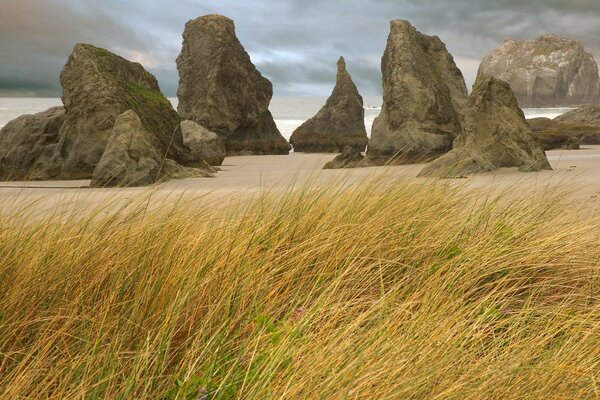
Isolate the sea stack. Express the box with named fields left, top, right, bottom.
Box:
left=367, top=19, right=468, bottom=165
left=479, top=35, right=600, bottom=107
left=290, top=57, right=368, bottom=152
left=176, top=14, right=290, bottom=155
left=418, top=76, right=552, bottom=178
left=0, top=44, right=210, bottom=185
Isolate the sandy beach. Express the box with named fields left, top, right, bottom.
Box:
left=1, top=146, right=599, bottom=216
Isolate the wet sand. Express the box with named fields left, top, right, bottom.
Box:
left=1, top=146, right=599, bottom=216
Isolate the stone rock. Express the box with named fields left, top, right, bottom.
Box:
left=528, top=109, right=600, bottom=145
left=367, top=20, right=468, bottom=165
left=290, top=57, right=368, bottom=152
left=555, top=104, right=600, bottom=125
left=58, top=43, right=193, bottom=179
left=323, top=147, right=366, bottom=169
left=91, top=111, right=210, bottom=187
left=418, top=76, right=552, bottom=178
left=0, top=107, right=65, bottom=180
left=478, top=35, right=600, bottom=107
left=176, top=14, right=290, bottom=155
left=181, top=120, right=226, bottom=166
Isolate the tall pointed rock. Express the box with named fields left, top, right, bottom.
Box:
left=176, top=14, right=291, bottom=155
left=290, top=57, right=368, bottom=152
left=367, top=20, right=468, bottom=165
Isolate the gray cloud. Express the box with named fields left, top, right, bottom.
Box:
left=2, top=0, right=600, bottom=97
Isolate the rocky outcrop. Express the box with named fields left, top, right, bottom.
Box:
left=0, top=107, right=65, bottom=180
left=58, top=44, right=193, bottom=179
left=91, top=111, right=210, bottom=187
left=367, top=20, right=468, bottom=165
left=527, top=106, right=600, bottom=145
left=176, top=14, right=290, bottom=155
left=555, top=104, right=600, bottom=125
left=181, top=120, right=226, bottom=166
left=418, top=76, right=552, bottom=178
left=0, top=44, right=208, bottom=186
left=478, top=35, right=600, bottom=107
left=323, top=147, right=366, bottom=169
left=290, top=57, right=368, bottom=152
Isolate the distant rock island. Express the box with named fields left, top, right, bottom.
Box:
left=366, top=19, right=468, bottom=165
left=479, top=34, right=600, bottom=107
left=176, top=14, right=290, bottom=155
left=290, top=57, right=368, bottom=153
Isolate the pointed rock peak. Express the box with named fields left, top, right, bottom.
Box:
left=337, top=56, right=346, bottom=72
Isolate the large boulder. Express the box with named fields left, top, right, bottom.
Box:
left=57, top=44, right=193, bottom=179
left=367, top=20, right=468, bottom=165
left=0, top=44, right=205, bottom=185
left=418, top=76, right=552, bottom=178
left=527, top=106, right=600, bottom=145
left=181, top=120, right=226, bottom=166
left=555, top=104, right=600, bottom=125
left=0, top=107, right=65, bottom=180
left=290, top=57, right=368, bottom=152
left=91, top=111, right=210, bottom=187
left=176, top=14, right=290, bottom=155
left=478, top=35, right=600, bottom=107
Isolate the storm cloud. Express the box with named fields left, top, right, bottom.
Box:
left=2, top=0, right=600, bottom=96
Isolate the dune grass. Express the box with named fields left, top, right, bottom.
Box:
left=0, top=179, right=598, bottom=399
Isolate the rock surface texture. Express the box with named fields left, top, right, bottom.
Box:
left=555, top=104, right=600, bottom=125
left=0, top=107, right=66, bottom=180
left=527, top=105, right=600, bottom=145
left=181, top=120, right=226, bottom=166
left=91, top=111, right=209, bottom=187
left=290, top=57, right=368, bottom=152
left=176, top=14, right=290, bottom=155
left=478, top=35, right=600, bottom=107
left=0, top=44, right=207, bottom=186
left=367, top=20, right=468, bottom=165
left=418, top=76, right=552, bottom=178
left=323, top=147, right=366, bottom=169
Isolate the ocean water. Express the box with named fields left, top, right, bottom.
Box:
left=0, top=97, right=573, bottom=140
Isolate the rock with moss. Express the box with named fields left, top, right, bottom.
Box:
left=290, top=57, right=368, bottom=152
left=57, top=43, right=195, bottom=179
left=181, top=120, right=226, bottom=166
left=91, top=111, right=211, bottom=187
left=479, top=35, right=600, bottom=107
left=176, top=14, right=290, bottom=155
left=367, top=20, right=468, bottom=165
left=418, top=76, right=552, bottom=178
left=528, top=108, right=600, bottom=145
left=0, top=107, right=66, bottom=180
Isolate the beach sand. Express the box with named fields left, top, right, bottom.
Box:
left=1, top=146, right=599, bottom=215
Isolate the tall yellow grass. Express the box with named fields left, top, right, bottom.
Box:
left=0, top=179, right=598, bottom=399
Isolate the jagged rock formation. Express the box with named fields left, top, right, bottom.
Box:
left=176, top=14, right=290, bottom=155
left=290, top=57, right=368, bottom=152
left=181, top=120, right=226, bottom=166
left=419, top=76, right=552, bottom=178
left=0, top=107, right=65, bottom=180
left=478, top=35, right=600, bottom=107
left=91, top=111, right=210, bottom=187
left=367, top=20, right=468, bottom=165
left=0, top=44, right=208, bottom=186
left=323, top=147, right=366, bottom=169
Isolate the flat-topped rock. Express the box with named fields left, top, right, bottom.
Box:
left=290, top=57, right=368, bottom=152
left=367, top=20, right=468, bottom=165
left=419, top=76, right=552, bottom=178
left=323, top=147, right=366, bottom=169
left=478, top=35, right=600, bottom=107
left=176, top=14, right=290, bottom=155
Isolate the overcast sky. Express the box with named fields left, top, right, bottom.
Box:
left=2, top=0, right=600, bottom=97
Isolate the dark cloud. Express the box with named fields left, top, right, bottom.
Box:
left=2, top=0, right=600, bottom=97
